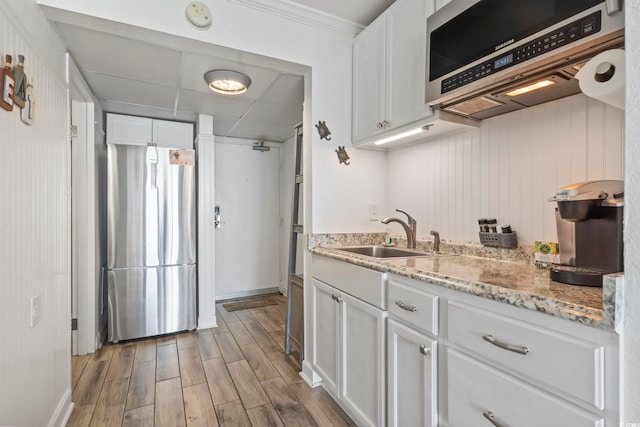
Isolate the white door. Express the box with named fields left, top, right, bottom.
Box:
left=387, top=318, right=438, bottom=427
left=214, top=141, right=281, bottom=299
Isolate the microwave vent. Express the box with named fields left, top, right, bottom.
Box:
left=444, top=96, right=504, bottom=116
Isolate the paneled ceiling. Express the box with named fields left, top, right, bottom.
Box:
left=50, top=0, right=395, bottom=142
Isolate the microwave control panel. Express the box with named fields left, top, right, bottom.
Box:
left=440, top=11, right=602, bottom=94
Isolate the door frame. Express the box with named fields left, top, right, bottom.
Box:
left=69, top=55, right=99, bottom=355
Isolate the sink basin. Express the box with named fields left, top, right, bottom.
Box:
left=334, top=245, right=434, bottom=258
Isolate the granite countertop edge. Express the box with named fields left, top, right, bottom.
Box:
left=311, top=247, right=613, bottom=331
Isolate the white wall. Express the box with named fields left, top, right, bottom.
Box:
left=0, top=1, right=72, bottom=426
left=622, top=2, right=640, bottom=422
left=386, top=94, right=624, bottom=246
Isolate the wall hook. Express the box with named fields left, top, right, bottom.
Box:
left=336, top=146, right=350, bottom=165
left=315, top=120, right=332, bottom=141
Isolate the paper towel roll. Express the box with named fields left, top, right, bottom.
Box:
left=576, top=49, right=625, bottom=110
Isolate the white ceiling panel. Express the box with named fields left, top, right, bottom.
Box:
left=177, top=88, right=255, bottom=117
left=83, top=72, right=178, bottom=108
left=58, top=23, right=183, bottom=86
left=260, top=74, right=304, bottom=105
left=242, top=100, right=302, bottom=126
left=212, top=116, right=243, bottom=137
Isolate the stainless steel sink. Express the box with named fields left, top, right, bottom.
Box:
left=334, top=245, right=435, bottom=258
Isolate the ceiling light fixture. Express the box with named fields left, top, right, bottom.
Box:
left=204, top=70, right=252, bottom=95
left=505, top=79, right=556, bottom=97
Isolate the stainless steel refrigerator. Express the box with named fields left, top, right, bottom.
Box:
left=107, top=143, right=196, bottom=342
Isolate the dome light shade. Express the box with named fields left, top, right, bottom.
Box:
left=204, top=70, right=251, bottom=95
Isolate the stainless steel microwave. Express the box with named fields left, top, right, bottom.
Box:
left=425, top=0, right=624, bottom=119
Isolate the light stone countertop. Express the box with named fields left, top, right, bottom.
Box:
left=311, top=246, right=617, bottom=330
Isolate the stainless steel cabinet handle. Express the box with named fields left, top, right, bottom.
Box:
left=377, top=122, right=384, bottom=128
left=396, top=301, right=417, bottom=312
left=483, top=411, right=507, bottom=427
left=482, top=334, right=529, bottom=355
left=419, top=345, right=431, bottom=356
left=331, top=294, right=342, bottom=303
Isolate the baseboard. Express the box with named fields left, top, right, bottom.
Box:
left=197, top=314, right=218, bottom=330
left=300, top=360, right=323, bottom=388
left=216, top=287, right=281, bottom=301
left=47, top=387, right=73, bottom=427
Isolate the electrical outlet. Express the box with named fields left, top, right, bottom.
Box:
left=369, top=203, right=379, bottom=221
left=30, top=295, right=40, bottom=328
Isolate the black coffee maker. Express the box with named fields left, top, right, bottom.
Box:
left=548, top=180, right=624, bottom=287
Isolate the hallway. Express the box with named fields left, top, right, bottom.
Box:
left=67, top=295, right=354, bottom=426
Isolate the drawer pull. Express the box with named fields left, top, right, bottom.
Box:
left=483, top=411, right=507, bottom=427
left=331, top=294, right=342, bottom=303
left=419, top=344, right=431, bottom=356
left=482, top=334, right=529, bottom=355
left=396, top=300, right=417, bottom=312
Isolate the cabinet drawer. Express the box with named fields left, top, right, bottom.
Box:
left=447, top=349, right=603, bottom=427
left=312, top=255, right=386, bottom=309
left=447, top=301, right=604, bottom=409
left=388, top=280, right=438, bottom=336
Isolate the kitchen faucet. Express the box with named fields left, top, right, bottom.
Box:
left=430, top=230, right=441, bottom=254
left=381, top=209, right=417, bottom=249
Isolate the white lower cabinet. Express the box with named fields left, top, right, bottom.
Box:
left=445, top=299, right=618, bottom=426
left=311, top=278, right=340, bottom=396
left=311, top=277, right=386, bottom=427
left=387, top=318, right=437, bottom=427
left=310, top=259, right=619, bottom=427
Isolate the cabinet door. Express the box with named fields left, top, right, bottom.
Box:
left=387, top=319, right=437, bottom=427
left=352, top=16, right=386, bottom=142
left=106, top=114, right=152, bottom=146
left=341, top=292, right=386, bottom=427
left=311, top=278, right=340, bottom=397
left=153, top=120, right=194, bottom=149
left=386, top=0, right=432, bottom=128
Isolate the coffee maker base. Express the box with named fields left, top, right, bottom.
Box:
left=550, top=265, right=608, bottom=287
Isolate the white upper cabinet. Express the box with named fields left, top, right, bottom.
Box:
left=353, top=16, right=387, bottom=142
left=352, top=0, right=432, bottom=144
left=435, top=0, right=451, bottom=11
left=107, top=113, right=193, bottom=148
left=153, top=120, right=194, bottom=149
left=106, top=114, right=152, bottom=146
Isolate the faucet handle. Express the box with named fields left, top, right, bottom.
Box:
left=395, top=209, right=416, bottom=225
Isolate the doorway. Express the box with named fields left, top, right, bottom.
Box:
left=214, top=139, right=282, bottom=299
left=69, top=59, right=107, bottom=355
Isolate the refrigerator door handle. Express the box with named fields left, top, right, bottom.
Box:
left=150, top=159, right=158, bottom=189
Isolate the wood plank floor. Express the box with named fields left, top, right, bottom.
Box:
left=68, top=295, right=355, bottom=427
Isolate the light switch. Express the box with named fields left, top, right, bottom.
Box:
left=369, top=203, right=379, bottom=221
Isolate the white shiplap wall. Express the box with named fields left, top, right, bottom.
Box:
left=386, top=94, right=624, bottom=247
left=622, top=1, right=640, bottom=420
left=0, top=2, right=71, bottom=426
